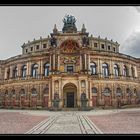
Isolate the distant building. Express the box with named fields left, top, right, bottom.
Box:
left=0, top=15, right=140, bottom=110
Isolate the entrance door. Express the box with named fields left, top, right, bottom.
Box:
left=67, top=92, right=74, bottom=107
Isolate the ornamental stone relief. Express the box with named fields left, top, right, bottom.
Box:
left=60, top=56, right=80, bottom=65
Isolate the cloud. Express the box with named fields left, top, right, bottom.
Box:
left=134, top=6, right=140, bottom=13
left=121, top=32, right=140, bottom=58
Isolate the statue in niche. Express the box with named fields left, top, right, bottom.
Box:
left=81, top=92, right=88, bottom=108
left=81, top=92, right=86, bottom=100
left=82, top=36, right=89, bottom=47
left=50, top=34, right=57, bottom=47
left=53, top=92, right=59, bottom=108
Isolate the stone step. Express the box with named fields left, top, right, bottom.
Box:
left=61, top=108, right=79, bottom=111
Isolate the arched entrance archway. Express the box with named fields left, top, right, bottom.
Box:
left=63, top=83, right=77, bottom=108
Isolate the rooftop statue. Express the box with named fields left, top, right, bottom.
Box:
left=63, top=15, right=76, bottom=25
left=62, top=15, right=77, bottom=33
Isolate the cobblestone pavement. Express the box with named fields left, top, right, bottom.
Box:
left=0, top=108, right=140, bottom=134
left=88, top=109, right=140, bottom=134
left=0, top=112, right=47, bottom=134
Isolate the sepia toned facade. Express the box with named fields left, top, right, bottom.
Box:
left=0, top=15, right=140, bottom=110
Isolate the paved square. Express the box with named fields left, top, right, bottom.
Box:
left=0, top=108, right=140, bottom=134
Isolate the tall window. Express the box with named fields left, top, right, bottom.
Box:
left=13, top=66, right=18, bottom=78
left=134, top=89, right=137, bottom=96
left=11, top=89, right=16, bottom=97
left=5, top=90, right=8, bottom=97
left=32, top=64, right=38, bottom=78
left=102, top=63, right=109, bottom=77
left=92, top=87, right=97, bottom=94
left=101, top=44, right=104, bottom=49
left=81, top=80, right=86, bottom=88
left=94, top=43, right=98, bottom=47
left=67, top=65, right=74, bottom=74
left=7, top=68, right=10, bottom=79
left=126, top=88, right=132, bottom=96
left=21, top=65, right=27, bottom=78
left=44, top=63, right=50, bottom=77
left=116, top=87, right=122, bottom=96
left=43, top=86, right=49, bottom=95
left=114, top=64, right=119, bottom=77
left=90, top=62, right=96, bottom=75
left=102, top=87, right=110, bottom=96
left=20, top=89, right=25, bottom=96
left=123, top=65, right=127, bottom=77
left=31, top=88, right=37, bottom=96
left=131, top=67, right=135, bottom=78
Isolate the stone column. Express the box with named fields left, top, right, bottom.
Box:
left=98, top=83, right=101, bottom=105
left=59, top=79, right=62, bottom=108
left=100, top=60, right=102, bottom=78
left=134, top=66, right=138, bottom=77
left=110, top=60, right=113, bottom=78
left=53, top=54, right=55, bottom=71
left=78, top=79, right=81, bottom=107
left=97, top=59, right=100, bottom=77
left=57, top=54, right=60, bottom=71
left=4, top=68, right=8, bottom=80
left=27, top=61, right=31, bottom=79
left=49, top=54, right=52, bottom=74
left=80, top=55, right=82, bottom=71
left=39, top=59, right=43, bottom=78
left=85, top=54, right=87, bottom=70
left=85, top=78, right=89, bottom=106
left=52, top=79, right=54, bottom=100
left=48, top=81, right=52, bottom=107
left=17, top=64, right=21, bottom=79
left=39, top=84, right=42, bottom=101
left=88, top=54, right=91, bottom=74
left=10, top=66, right=13, bottom=79
left=128, top=64, right=131, bottom=77
left=112, top=61, right=115, bottom=78
left=89, top=81, right=92, bottom=107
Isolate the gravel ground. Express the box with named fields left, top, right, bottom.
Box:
left=0, top=112, right=48, bottom=134
left=88, top=111, right=140, bottom=134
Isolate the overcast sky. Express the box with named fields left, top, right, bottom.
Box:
left=0, top=6, right=140, bottom=60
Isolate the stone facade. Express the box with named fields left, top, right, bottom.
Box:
left=0, top=15, right=140, bottom=110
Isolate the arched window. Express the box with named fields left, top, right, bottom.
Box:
left=11, top=89, right=16, bottom=97
left=43, top=87, right=49, bottom=95
left=31, top=88, right=37, bottom=96
left=5, top=90, right=8, bottom=97
left=102, top=87, right=110, bottom=96
left=21, top=65, right=27, bottom=78
left=32, top=64, right=38, bottom=78
left=20, top=89, right=25, bottom=96
left=131, top=67, right=135, bottom=78
left=126, top=88, right=131, bottom=96
left=114, top=64, right=119, bottom=77
left=44, top=63, right=50, bottom=77
left=123, top=65, right=127, bottom=77
left=92, top=87, right=97, bottom=94
left=13, top=66, right=18, bottom=78
left=90, top=62, right=97, bottom=75
left=134, top=89, right=137, bottom=96
left=116, top=87, right=122, bottom=96
left=102, top=63, right=109, bottom=77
